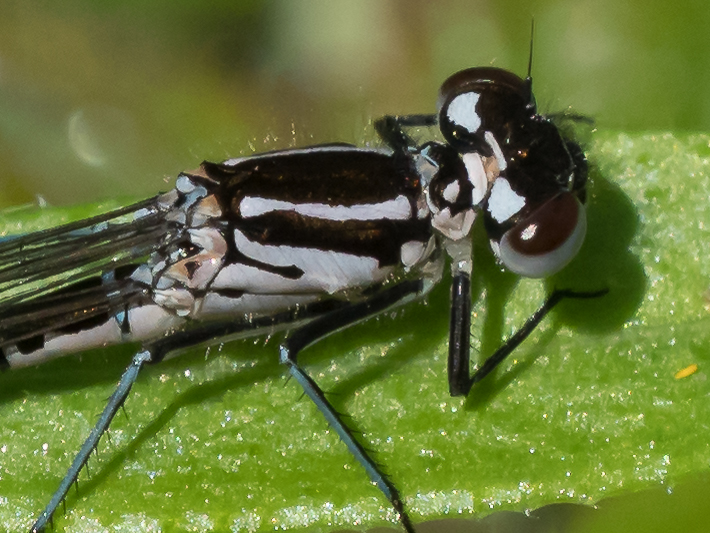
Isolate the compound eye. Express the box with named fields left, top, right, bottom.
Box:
left=437, top=67, right=530, bottom=112
left=498, top=192, right=586, bottom=278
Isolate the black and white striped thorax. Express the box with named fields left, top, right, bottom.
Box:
left=138, top=146, right=442, bottom=319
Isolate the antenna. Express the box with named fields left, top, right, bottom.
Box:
left=523, top=18, right=535, bottom=109
left=527, top=18, right=535, bottom=81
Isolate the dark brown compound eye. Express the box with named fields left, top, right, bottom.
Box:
left=436, top=67, right=532, bottom=113
left=498, top=192, right=586, bottom=278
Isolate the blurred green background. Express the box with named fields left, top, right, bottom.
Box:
left=1, top=0, right=710, bottom=208
left=1, top=1, right=710, bottom=533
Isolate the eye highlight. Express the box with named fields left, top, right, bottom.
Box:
left=498, top=192, right=586, bottom=278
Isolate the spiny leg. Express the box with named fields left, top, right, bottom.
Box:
left=29, top=282, right=422, bottom=532
left=280, top=281, right=424, bottom=533
left=448, top=288, right=609, bottom=397
left=30, top=350, right=152, bottom=533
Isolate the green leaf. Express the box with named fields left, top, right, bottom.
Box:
left=1, top=131, right=709, bottom=532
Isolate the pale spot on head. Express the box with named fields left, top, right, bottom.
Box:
left=446, top=92, right=481, bottom=133
left=442, top=181, right=460, bottom=203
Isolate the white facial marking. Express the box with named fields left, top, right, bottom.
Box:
left=447, top=92, right=482, bottom=133
left=239, top=195, right=411, bottom=221
left=484, top=131, right=507, bottom=171
left=442, top=181, right=460, bottom=203
left=462, top=152, right=488, bottom=206
left=228, top=229, right=391, bottom=294
left=487, top=178, right=526, bottom=223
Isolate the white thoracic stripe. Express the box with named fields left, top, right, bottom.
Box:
left=239, top=195, right=412, bottom=221
left=219, top=229, right=392, bottom=294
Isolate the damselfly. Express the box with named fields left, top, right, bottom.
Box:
left=4, top=63, right=604, bottom=533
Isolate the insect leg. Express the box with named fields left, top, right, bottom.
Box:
left=447, top=272, right=472, bottom=396
left=374, top=114, right=437, bottom=152
left=448, top=288, right=609, bottom=397
left=280, top=281, right=423, bottom=533
left=30, top=349, right=153, bottom=533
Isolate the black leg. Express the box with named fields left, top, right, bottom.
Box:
left=30, top=281, right=424, bottom=532
left=30, top=350, right=153, bottom=532
left=447, top=288, right=608, bottom=397
left=448, top=272, right=472, bottom=396
left=280, top=281, right=424, bottom=533
left=374, top=114, right=437, bottom=152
